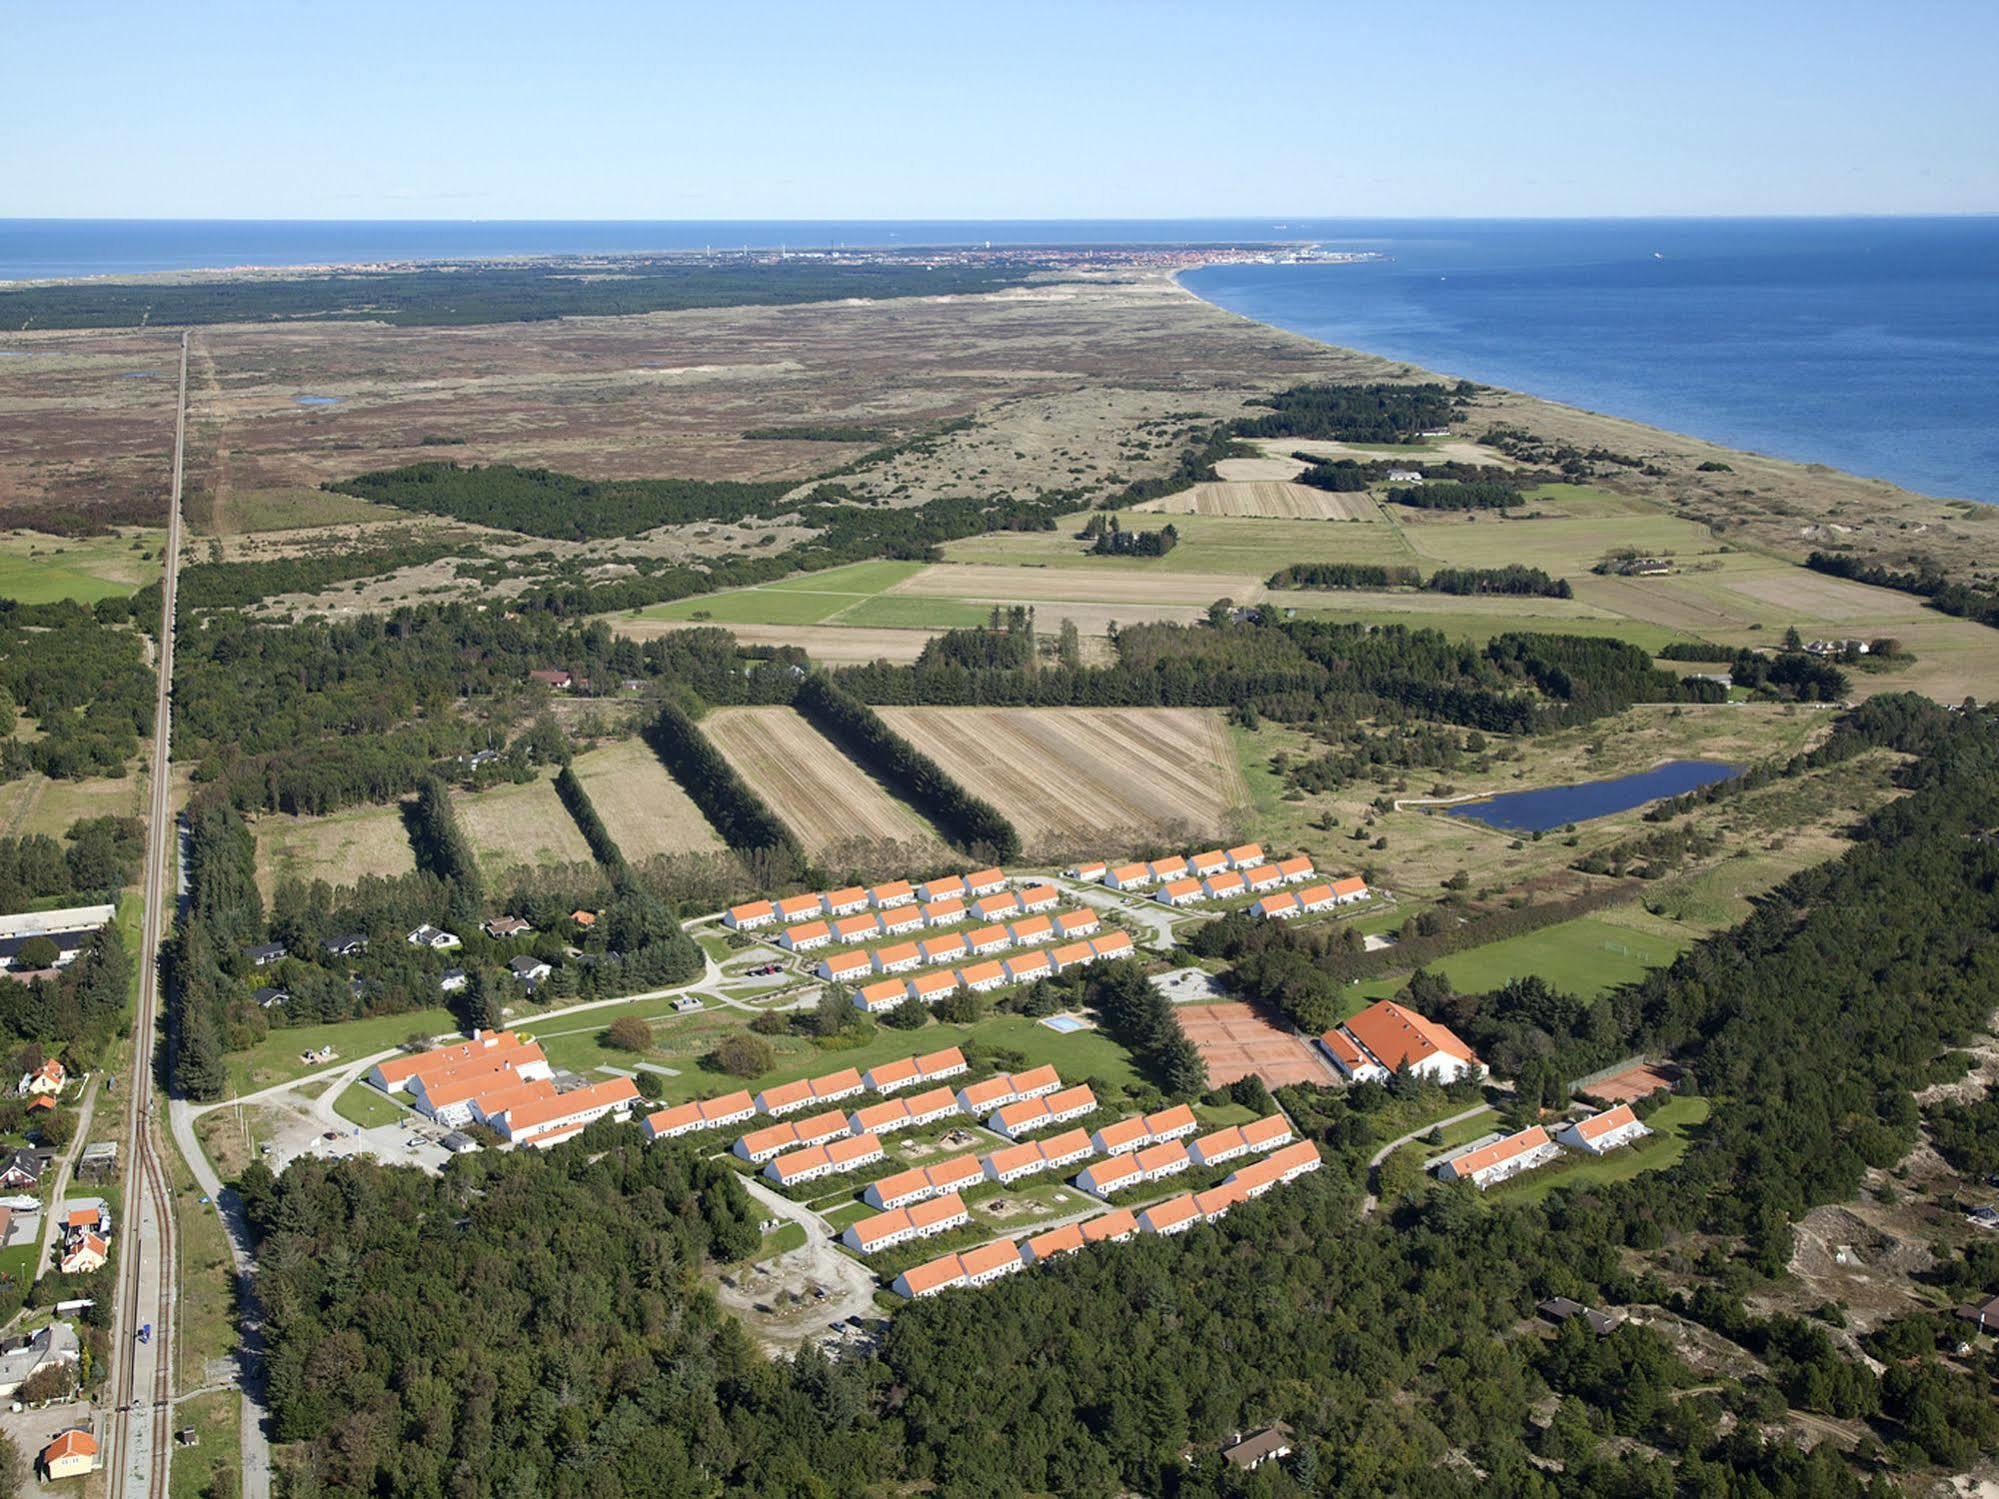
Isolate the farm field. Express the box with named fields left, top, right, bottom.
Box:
left=611, top=619, right=946, bottom=664
left=453, top=772, right=596, bottom=878
left=1289, top=599, right=1690, bottom=653
left=252, top=799, right=415, bottom=899
left=702, top=706, right=951, bottom=861
left=568, top=738, right=727, bottom=859
left=877, top=706, right=1252, bottom=859
left=639, top=560, right=926, bottom=625
left=1498, top=1096, right=1711, bottom=1204
left=0, top=527, right=163, bottom=602
left=1135, top=480, right=1384, bottom=521
left=940, top=512, right=1417, bottom=575
left=205, top=484, right=401, bottom=535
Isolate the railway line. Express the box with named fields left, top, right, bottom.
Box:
left=103, top=328, right=188, bottom=1499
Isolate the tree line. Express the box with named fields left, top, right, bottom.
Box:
left=642, top=702, right=805, bottom=882
left=1807, top=549, right=1999, bottom=631
left=0, top=816, right=144, bottom=911
left=1268, top=561, right=1571, bottom=598
left=792, top=675, right=1020, bottom=861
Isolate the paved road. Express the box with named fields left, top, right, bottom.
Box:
left=30, top=1077, right=101, bottom=1288
left=1359, top=1103, right=1497, bottom=1217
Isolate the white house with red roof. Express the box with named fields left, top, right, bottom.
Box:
left=1322, top=999, right=1485, bottom=1085
left=1437, top=1126, right=1559, bottom=1188
left=1555, top=1104, right=1650, bottom=1156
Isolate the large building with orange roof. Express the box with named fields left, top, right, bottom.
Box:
left=1322, top=999, right=1485, bottom=1085
left=488, top=1076, right=640, bottom=1145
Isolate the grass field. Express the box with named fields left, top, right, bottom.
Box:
left=167, top=1128, right=240, bottom=1392
left=878, top=706, right=1251, bottom=859
left=702, top=707, right=950, bottom=860
left=0, top=527, right=163, bottom=602
left=1136, top=481, right=1385, bottom=521
left=1348, top=910, right=1696, bottom=1012
left=568, top=738, right=727, bottom=859
left=253, top=799, right=415, bottom=900
left=940, top=513, right=1418, bottom=576
left=453, top=772, right=595, bottom=877
left=224, top=1006, right=459, bottom=1096
left=167, top=1389, right=244, bottom=1499
left=0, top=769, right=149, bottom=841
left=211, top=485, right=402, bottom=534
left=639, top=560, right=927, bottom=626
left=1499, top=1096, right=1711, bottom=1203
left=334, top=1081, right=411, bottom=1128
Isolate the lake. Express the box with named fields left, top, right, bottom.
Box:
left=1446, top=760, right=1741, bottom=833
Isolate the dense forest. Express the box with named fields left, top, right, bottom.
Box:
left=1267, top=561, right=1571, bottom=599
left=330, top=464, right=796, bottom=542
left=0, top=256, right=1044, bottom=330
left=1233, top=381, right=1470, bottom=444
left=0, top=599, right=155, bottom=779
left=240, top=695, right=1999, bottom=1496
left=0, top=816, right=144, bottom=910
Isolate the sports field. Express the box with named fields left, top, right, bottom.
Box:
left=453, top=773, right=595, bottom=877
left=253, top=800, right=416, bottom=899
left=567, top=738, right=726, bottom=859
left=702, top=707, right=950, bottom=860
left=1347, top=910, right=1696, bottom=1012
left=1175, top=1001, right=1338, bottom=1089
left=878, top=706, right=1252, bottom=859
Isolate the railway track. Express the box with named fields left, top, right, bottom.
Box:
left=104, top=328, right=188, bottom=1499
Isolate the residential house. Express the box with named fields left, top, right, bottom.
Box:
left=1149, top=856, right=1190, bottom=882
left=863, top=1047, right=967, bottom=1094
left=643, top=1091, right=756, bottom=1141
left=841, top=1192, right=970, bottom=1254
left=755, top=1067, right=865, bottom=1116
left=18, top=1059, right=65, bottom=1098
left=817, top=951, right=872, bottom=984
left=1067, top=861, right=1107, bottom=882
left=1081, top=1209, right=1139, bottom=1245
left=965, top=924, right=1010, bottom=955
left=1555, top=1104, right=1650, bottom=1156
left=246, top=942, right=287, bottom=967
left=853, top=979, right=909, bottom=1015
left=823, top=886, right=869, bottom=916
left=765, top=1133, right=883, bottom=1187
left=872, top=941, right=922, bottom=975
left=919, top=876, right=966, bottom=904
left=61, top=1233, right=108, bottom=1274
left=1194, top=1180, right=1248, bottom=1221
left=38, top=1429, right=98, bottom=1480
left=973, top=892, right=1021, bottom=922
left=1331, top=875, right=1369, bottom=904
left=988, top=1084, right=1095, bottom=1139
left=1437, top=1126, right=1559, bottom=1188
left=1222, top=1425, right=1294, bottom=1472
left=734, top=1110, right=851, bottom=1164
left=879, top=906, right=924, bottom=936
left=1104, top=862, right=1152, bottom=890
left=832, top=913, right=882, bottom=945
left=253, top=985, right=290, bottom=1008
left=437, top=970, right=468, bottom=994
left=484, top=916, right=534, bottom=939
left=1538, top=1297, right=1621, bottom=1337
left=0, top=1322, right=78, bottom=1400
left=892, top=1255, right=967, bottom=1300
left=865, top=1153, right=983, bottom=1210
left=406, top=924, right=460, bottom=950
left=508, top=955, right=552, bottom=986
left=1017, top=884, right=1060, bottom=913
left=367, top=1030, right=524, bottom=1093
left=905, top=970, right=959, bottom=1006
left=1007, top=915, right=1054, bottom=946
left=1202, top=871, right=1247, bottom=900
left=1090, top=931, right=1135, bottom=961
left=1274, top=855, right=1315, bottom=883
left=529, top=668, right=573, bottom=689
left=1295, top=883, right=1336, bottom=914
left=919, top=933, right=968, bottom=966
left=1076, top=1154, right=1144, bottom=1197
left=958, top=1238, right=1025, bottom=1286
left=1049, top=940, right=1095, bottom=972
left=1242, top=864, right=1284, bottom=893
left=869, top=880, right=916, bottom=909
left=1134, top=1140, right=1192, bottom=1181
left=1252, top=892, right=1301, bottom=921
left=964, top=868, right=1007, bottom=896
left=985, top=1127, right=1093, bottom=1185
left=959, top=960, right=1007, bottom=993
left=1139, top=1194, right=1201, bottom=1235
left=0, top=1150, right=42, bottom=1189
left=1023, top=1221, right=1087, bottom=1264
left=849, top=1086, right=957, bottom=1136
left=723, top=900, right=777, bottom=930
left=1155, top=878, right=1204, bottom=907
left=921, top=898, right=966, bottom=928
left=1054, top=909, right=1100, bottom=940
left=322, top=932, right=368, bottom=958
left=1003, top=950, right=1053, bottom=985
left=1189, top=850, right=1228, bottom=878
left=1226, top=843, right=1265, bottom=870
left=774, top=894, right=823, bottom=923
left=956, top=1065, right=1060, bottom=1116
left=779, top=920, right=832, bottom=953
left=490, top=1076, right=642, bottom=1145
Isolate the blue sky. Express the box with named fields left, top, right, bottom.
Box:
left=10, top=0, right=1997, bottom=219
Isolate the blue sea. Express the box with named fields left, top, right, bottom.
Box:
left=3, top=216, right=1994, bottom=503
left=1181, top=218, right=1999, bottom=504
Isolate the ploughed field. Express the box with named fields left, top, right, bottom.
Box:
left=452, top=773, right=595, bottom=877
left=701, top=707, right=952, bottom=862
left=568, top=739, right=727, bottom=859
left=875, top=706, right=1252, bottom=860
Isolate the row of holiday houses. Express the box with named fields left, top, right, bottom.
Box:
left=892, top=1138, right=1323, bottom=1298
left=723, top=867, right=1012, bottom=932
left=1433, top=1105, right=1653, bottom=1190
left=850, top=930, right=1137, bottom=1013
left=1065, top=844, right=1369, bottom=919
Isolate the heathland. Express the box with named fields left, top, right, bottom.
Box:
left=11, top=250, right=1999, bottom=1499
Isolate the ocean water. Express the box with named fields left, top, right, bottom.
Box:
left=1446, top=760, right=1742, bottom=833
left=1181, top=218, right=1999, bottom=504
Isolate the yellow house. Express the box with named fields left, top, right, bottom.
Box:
left=40, top=1428, right=98, bottom=1479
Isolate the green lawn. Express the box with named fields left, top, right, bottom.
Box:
left=333, top=1082, right=411, bottom=1128
left=834, top=595, right=996, bottom=629
left=0, top=528, right=163, bottom=603
left=1499, top=1096, right=1711, bottom=1203
left=224, top=1007, right=459, bottom=1095
left=760, top=560, right=924, bottom=595
left=820, top=1200, right=875, bottom=1230
left=754, top=1222, right=808, bottom=1261
left=167, top=1389, right=244, bottom=1499
left=639, top=560, right=926, bottom=626
left=942, top=512, right=1419, bottom=576
left=1348, top=912, right=1694, bottom=1012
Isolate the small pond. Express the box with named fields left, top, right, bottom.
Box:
left=294, top=394, right=341, bottom=406
left=1446, top=759, right=1741, bottom=833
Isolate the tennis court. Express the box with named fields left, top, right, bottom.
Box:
left=1175, top=1001, right=1337, bottom=1088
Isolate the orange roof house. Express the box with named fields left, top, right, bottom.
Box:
left=1336, top=1000, right=1484, bottom=1083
